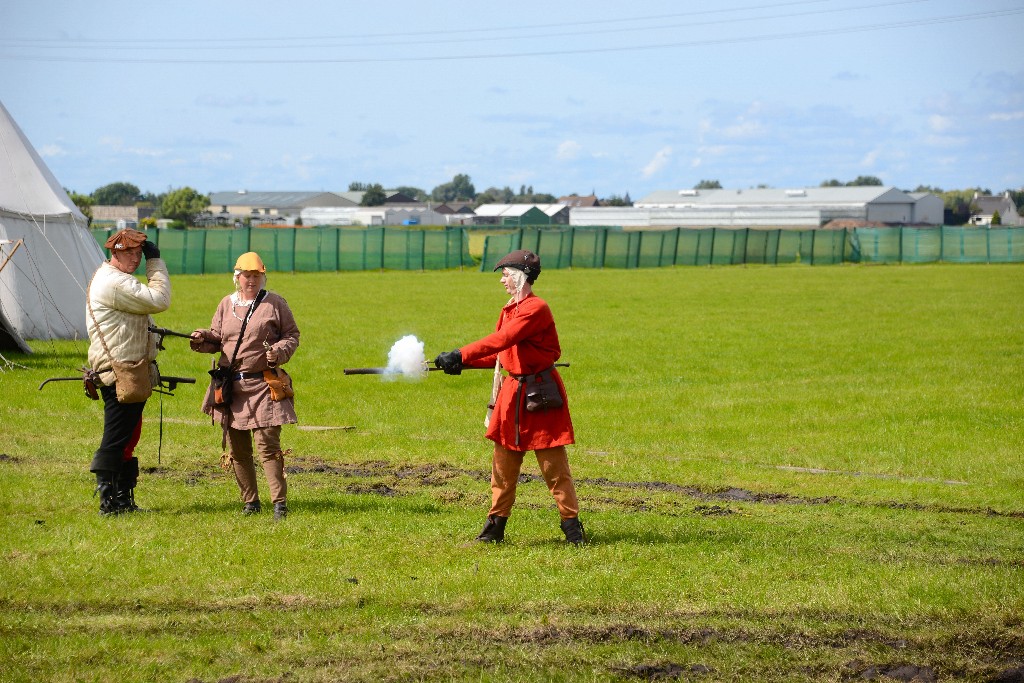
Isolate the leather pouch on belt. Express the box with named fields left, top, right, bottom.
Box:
left=263, top=368, right=294, bottom=401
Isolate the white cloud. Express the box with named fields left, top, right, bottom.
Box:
left=39, top=144, right=66, bottom=157
left=989, top=111, right=1024, bottom=121
left=691, top=157, right=702, bottom=168
left=929, top=115, right=953, bottom=132
left=722, top=120, right=765, bottom=139
left=642, top=146, right=672, bottom=178
left=556, top=140, right=582, bottom=160
left=860, top=150, right=880, bottom=167
left=200, top=152, right=233, bottom=164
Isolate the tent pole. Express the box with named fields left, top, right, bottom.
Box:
left=0, top=238, right=24, bottom=274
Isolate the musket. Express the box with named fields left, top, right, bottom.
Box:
left=343, top=362, right=569, bottom=376
left=39, top=372, right=196, bottom=397
left=149, top=325, right=194, bottom=350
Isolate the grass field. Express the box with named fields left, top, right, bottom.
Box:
left=1, top=263, right=1022, bottom=682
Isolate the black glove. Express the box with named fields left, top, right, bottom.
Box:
left=141, top=240, right=160, bottom=259
left=434, top=349, right=463, bottom=375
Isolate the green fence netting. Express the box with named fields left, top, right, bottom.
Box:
left=92, top=225, right=1024, bottom=273
left=91, top=227, right=475, bottom=274
left=479, top=226, right=1024, bottom=270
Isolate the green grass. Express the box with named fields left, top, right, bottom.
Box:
left=1, top=263, right=1022, bottom=682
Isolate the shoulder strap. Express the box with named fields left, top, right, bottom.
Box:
left=86, top=273, right=116, bottom=366
left=227, top=289, right=266, bottom=369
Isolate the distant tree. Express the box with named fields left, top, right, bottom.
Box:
left=694, top=179, right=722, bottom=189
left=360, top=184, right=387, bottom=206
left=160, top=187, right=208, bottom=225
left=476, top=186, right=515, bottom=205
left=520, top=185, right=526, bottom=197
left=914, top=184, right=943, bottom=194
left=67, top=190, right=94, bottom=226
left=348, top=182, right=369, bottom=192
left=940, top=188, right=987, bottom=225
left=92, top=182, right=142, bottom=206
left=991, top=210, right=1002, bottom=226
left=846, top=175, right=883, bottom=186
left=395, top=186, right=428, bottom=202
left=139, top=216, right=157, bottom=229
left=602, top=194, right=632, bottom=207
left=431, top=174, right=476, bottom=202
left=820, top=179, right=843, bottom=187
left=1008, top=190, right=1024, bottom=213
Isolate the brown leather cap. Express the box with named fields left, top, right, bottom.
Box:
left=104, top=228, right=147, bottom=251
left=493, top=249, right=541, bottom=281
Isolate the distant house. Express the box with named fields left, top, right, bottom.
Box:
left=433, top=201, right=476, bottom=215
left=473, top=204, right=570, bottom=226
left=207, top=191, right=356, bottom=225
left=558, top=194, right=599, bottom=208
left=970, top=191, right=1023, bottom=226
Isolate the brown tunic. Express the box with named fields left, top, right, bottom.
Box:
left=192, top=290, right=300, bottom=430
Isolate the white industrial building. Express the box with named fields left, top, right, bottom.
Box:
left=571, top=187, right=943, bottom=228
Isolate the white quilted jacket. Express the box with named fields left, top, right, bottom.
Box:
left=86, top=259, right=171, bottom=387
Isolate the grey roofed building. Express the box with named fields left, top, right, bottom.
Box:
left=208, top=191, right=357, bottom=225
left=339, top=190, right=420, bottom=205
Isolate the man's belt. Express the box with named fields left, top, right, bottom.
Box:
left=233, top=371, right=265, bottom=381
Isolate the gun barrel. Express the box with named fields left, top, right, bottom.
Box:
left=148, top=325, right=193, bottom=339
left=161, top=376, right=196, bottom=384
left=343, top=362, right=569, bottom=376
left=38, top=377, right=84, bottom=390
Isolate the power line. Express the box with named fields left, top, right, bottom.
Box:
left=1, top=7, right=1020, bottom=65
left=0, top=0, right=841, bottom=45
left=0, top=0, right=939, bottom=52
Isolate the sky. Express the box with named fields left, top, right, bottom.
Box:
left=2, top=0, right=1023, bottom=202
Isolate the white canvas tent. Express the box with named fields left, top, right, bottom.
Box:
left=0, top=100, right=105, bottom=353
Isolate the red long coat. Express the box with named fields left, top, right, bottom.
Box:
left=459, top=293, right=574, bottom=452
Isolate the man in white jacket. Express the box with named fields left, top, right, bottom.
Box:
left=86, top=228, right=171, bottom=515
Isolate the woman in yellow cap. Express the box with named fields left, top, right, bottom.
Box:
left=190, top=252, right=300, bottom=520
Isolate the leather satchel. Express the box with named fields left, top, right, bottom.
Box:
left=524, top=369, right=563, bottom=412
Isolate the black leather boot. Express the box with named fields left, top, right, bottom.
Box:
left=116, top=457, right=140, bottom=512
left=475, top=515, right=507, bottom=542
left=560, top=517, right=586, bottom=545
left=95, top=473, right=121, bottom=516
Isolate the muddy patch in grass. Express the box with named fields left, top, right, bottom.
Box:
left=843, top=660, right=936, bottom=682
left=157, top=456, right=1024, bottom=518
left=0, top=453, right=20, bottom=463
left=615, top=662, right=713, bottom=680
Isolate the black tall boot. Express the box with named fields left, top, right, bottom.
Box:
left=560, top=517, right=586, bottom=545
left=117, top=458, right=140, bottom=512
left=475, top=515, right=508, bottom=543
left=95, top=472, right=121, bottom=516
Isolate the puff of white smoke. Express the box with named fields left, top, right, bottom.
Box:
left=384, top=334, right=426, bottom=380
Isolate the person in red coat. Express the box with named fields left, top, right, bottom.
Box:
left=434, top=249, right=585, bottom=545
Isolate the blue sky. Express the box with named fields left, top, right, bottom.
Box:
left=2, top=0, right=1022, bottom=201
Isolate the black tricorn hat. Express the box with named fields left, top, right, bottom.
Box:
left=493, top=249, right=541, bottom=282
